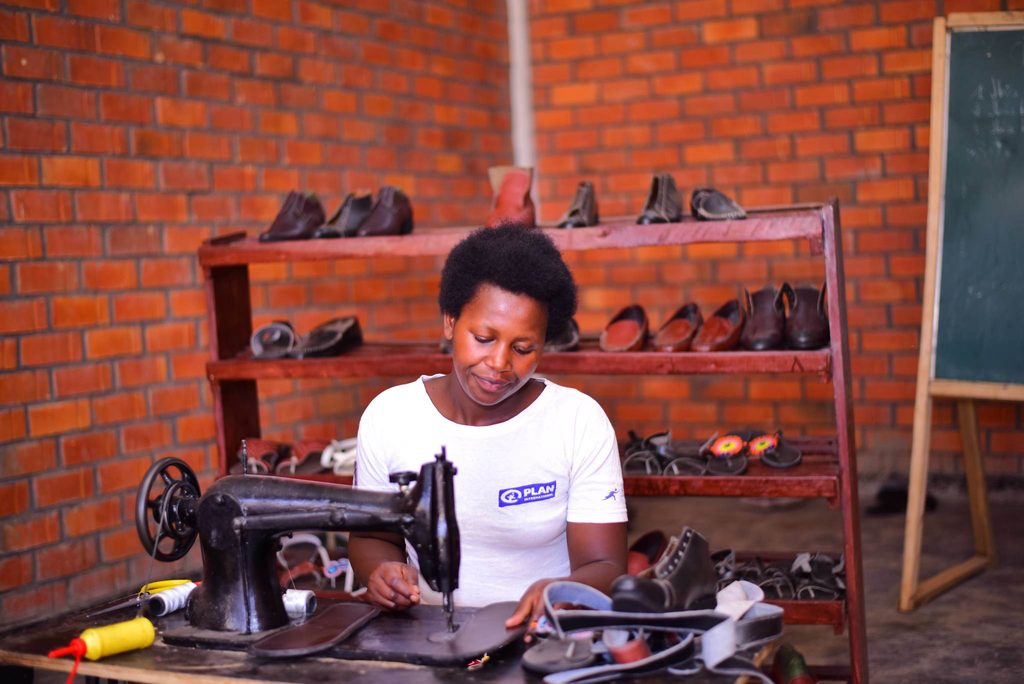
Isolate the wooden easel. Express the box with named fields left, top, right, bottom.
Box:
left=899, top=12, right=1024, bottom=612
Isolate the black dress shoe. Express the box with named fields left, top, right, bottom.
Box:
left=690, top=187, right=746, bottom=221
left=259, top=191, right=326, bottom=242
left=314, top=190, right=373, bottom=238
left=741, top=285, right=785, bottom=351
left=783, top=282, right=829, bottom=349
left=611, top=526, right=718, bottom=612
left=356, top=186, right=413, bottom=236
left=557, top=181, right=599, bottom=228
left=637, top=173, right=682, bottom=224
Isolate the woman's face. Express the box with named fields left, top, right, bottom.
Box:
left=443, top=283, right=547, bottom=408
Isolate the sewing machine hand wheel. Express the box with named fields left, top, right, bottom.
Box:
left=135, top=457, right=201, bottom=562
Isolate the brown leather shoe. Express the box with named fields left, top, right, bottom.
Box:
left=691, top=299, right=745, bottom=352
left=486, top=166, right=535, bottom=228
left=637, top=173, right=682, bottom=224
left=599, top=305, right=648, bottom=352
left=741, top=285, right=785, bottom=351
left=783, top=282, right=829, bottom=349
left=556, top=180, right=598, bottom=228
left=651, top=303, right=702, bottom=352
left=356, top=186, right=413, bottom=237
left=259, top=191, right=326, bottom=242
left=314, top=190, right=373, bottom=238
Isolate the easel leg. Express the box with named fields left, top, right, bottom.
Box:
left=899, top=393, right=932, bottom=612
left=900, top=397, right=996, bottom=611
left=958, top=400, right=995, bottom=560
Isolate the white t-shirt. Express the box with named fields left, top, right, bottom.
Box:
left=354, top=375, right=627, bottom=607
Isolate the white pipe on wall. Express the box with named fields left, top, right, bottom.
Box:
left=506, top=0, right=538, bottom=210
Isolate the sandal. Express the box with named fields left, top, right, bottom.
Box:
left=750, top=430, right=802, bottom=469
left=251, top=321, right=298, bottom=359
left=700, top=430, right=759, bottom=475
left=232, top=439, right=291, bottom=474
left=320, top=437, right=358, bottom=475
left=274, top=440, right=329, bottom=475
left=621, top=430, right=673, bottom=475
left=294, top=316, right=363, bottom=358
left=791, top=553, right=845, bottom=600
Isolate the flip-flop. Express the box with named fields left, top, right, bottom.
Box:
left=701, top=432, right=749, bottom=475
left=750, top=431, right=802, bottom=469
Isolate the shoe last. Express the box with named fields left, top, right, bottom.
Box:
left=486, top=166, right=536, bottom=228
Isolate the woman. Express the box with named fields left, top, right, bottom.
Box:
left=349, top=224, right=627, bottom=629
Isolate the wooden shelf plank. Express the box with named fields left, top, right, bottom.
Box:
left=198, top=209, right=825, bottom=266
left=623, top=459, right=839, bottom=499
left=207, top=342, right=831, bottom=380
left=768, top=597, right=846, bottom=628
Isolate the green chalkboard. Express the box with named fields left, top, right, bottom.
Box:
left=933, top=27, right=1024, bottom=385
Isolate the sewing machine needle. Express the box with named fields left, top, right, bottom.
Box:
left=443, top=591, right=456, bottom=633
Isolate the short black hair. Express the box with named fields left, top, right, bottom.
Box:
left=439, top=223, right=577, bottom=341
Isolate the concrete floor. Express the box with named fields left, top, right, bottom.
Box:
left=628, top=485, right=1024, bottom=683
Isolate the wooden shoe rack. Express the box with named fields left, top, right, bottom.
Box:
left=198, top=199, right=866, bottom=683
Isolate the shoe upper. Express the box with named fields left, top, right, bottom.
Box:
left=357, top=186, right=414, bottom=237
left=637, top=173, right=682, bottom=224
left=741, top=285, right=786, bottom=351
left=260, top=191, right=326, bottom=242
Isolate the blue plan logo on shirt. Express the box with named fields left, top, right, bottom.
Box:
left=498, top=481, right=557, bottom=507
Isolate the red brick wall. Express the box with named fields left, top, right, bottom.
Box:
left=0, top=0, right=509, bottom=625
left=530, top=0, right=1024, bottom=475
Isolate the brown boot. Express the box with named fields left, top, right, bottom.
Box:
left=486, top=166, right=535, bottom=228
left=557, top=180, right=599, bottom=228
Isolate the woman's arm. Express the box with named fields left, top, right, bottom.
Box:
left=504, top=520, right=627, bottom=627
left=349, top=531, right=421, bottom=610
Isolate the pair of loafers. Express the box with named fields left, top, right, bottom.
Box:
left=742, top=283, right=829, bottom=351
left=259, top=187, right=413, bottom=242
left=599, top=305, right=698, bottom=352
left=250, top=317, right=363, bottom=359
left=637, top=174, right=747, bottom=224
left=598, top=301, right=744, bottom=352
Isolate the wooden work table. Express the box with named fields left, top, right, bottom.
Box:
left=0, top=598, right=745, bottom=683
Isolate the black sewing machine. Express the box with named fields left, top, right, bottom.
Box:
left=134, top=448, right=460, bottom=634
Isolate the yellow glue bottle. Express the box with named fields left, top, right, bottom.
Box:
left=49, top=617, right=155, bottom=682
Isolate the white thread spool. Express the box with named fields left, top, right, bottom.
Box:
left=146, top=582, right=198, bottom=617
left=283, top=589, right=317, bottom=619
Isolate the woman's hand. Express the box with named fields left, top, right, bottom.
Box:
left=363, top=561, right=421, bottom=611
left=504, top=577, right=555, bottom=629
